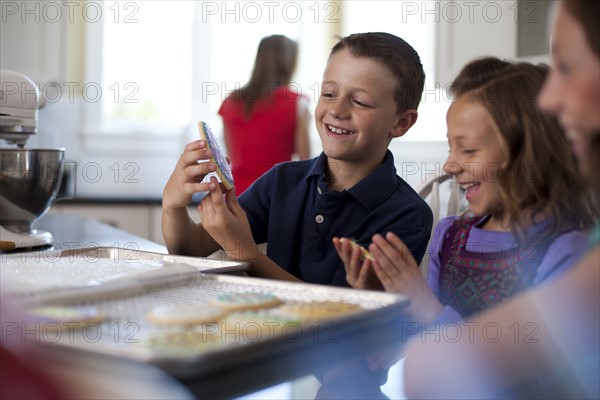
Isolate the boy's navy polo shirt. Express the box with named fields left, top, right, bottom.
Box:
left=238, top=150, right=433, bottom=287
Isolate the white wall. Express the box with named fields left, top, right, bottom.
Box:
left=2, top=1, right=549, bottom=199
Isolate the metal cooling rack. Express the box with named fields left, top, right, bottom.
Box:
left=12, top=267, right=410, bottom=398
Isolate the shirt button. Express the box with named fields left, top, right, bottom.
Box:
left=315, top=214, right=325, bottom=224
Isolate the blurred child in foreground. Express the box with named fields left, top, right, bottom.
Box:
left=404, top=1, right=600, bottom=398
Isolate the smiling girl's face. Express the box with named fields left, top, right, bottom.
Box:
left=444, top=96, right=508, bottom=227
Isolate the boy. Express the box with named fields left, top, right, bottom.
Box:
left=162, top=32, right=433, bottom=287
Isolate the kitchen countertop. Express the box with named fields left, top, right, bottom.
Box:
left=35, top=213, right=167, bottom=253
left=54, top=192, right=206, bottom=206
left=57, top=197, right=164, bottom=205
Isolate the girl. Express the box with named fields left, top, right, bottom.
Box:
left=336, top=57, right=595, bottom=325
left=404, top=1, right=600, bottom=398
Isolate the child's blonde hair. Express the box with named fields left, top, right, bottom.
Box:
left=450, top=57, right=596, bottom=239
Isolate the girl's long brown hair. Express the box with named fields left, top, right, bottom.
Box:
left=231, top=35, right=298, bottom=118
left=450, top=57, right=596, bottom=240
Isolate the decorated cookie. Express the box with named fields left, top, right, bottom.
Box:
left=279, top=300, right=363, bottom=320
left=197, top=120, right=234, bottom=190
left=147, top=304, right=226, bottom=326
left=341, top=238, right=375, bottom=261
left=210, top=292, right=281, bottom=311
left=218, top=310, right=302, bottom=337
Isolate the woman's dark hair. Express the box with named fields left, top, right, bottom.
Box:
left=563, top=1, right=600, bottom=58
left=562, top=0, right=600, bottom=202
left=232, top=35, right=298, bottom=118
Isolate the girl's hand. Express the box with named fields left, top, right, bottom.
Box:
left=199, top=177, right=259, bottom=263
left=333, top=237, right=383, bottom=291
left=370, top=232, right=443, bottom=323
left=163, top=140, right=216, bottom=210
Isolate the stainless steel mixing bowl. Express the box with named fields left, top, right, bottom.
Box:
left=0, top=148, right=65, bottom=233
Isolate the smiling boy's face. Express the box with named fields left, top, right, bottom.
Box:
left=315, top=48, right=405, bottom=168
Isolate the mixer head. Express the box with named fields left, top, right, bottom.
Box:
left=0, top=69, right=43, bottom=146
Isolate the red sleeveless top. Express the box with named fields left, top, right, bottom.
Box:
left=218, top=86, right=304, bottom=194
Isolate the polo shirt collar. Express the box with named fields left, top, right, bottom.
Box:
left=306, top=151, right=398, bottom=210
left=306, top=152, right=328, bottom=181
left=346, top=150, right=397, bottom=209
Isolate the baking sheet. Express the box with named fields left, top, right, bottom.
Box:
left=11, top=272, right=409, bottom=398
left=0, top=246, right=248, bottom=300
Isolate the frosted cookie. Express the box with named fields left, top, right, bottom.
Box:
left=341, top=238, right=375, bottom=261
left=218, top=310, right=302, bottom=338
left=279, top=300, right=363, bottom=320
left=147, top=304, right=226, bottom=326
left=197, top=120, right=234, bottom=190
left=210, top=292, right=281, bottom=311
left=147, top=331, right=226, bottom=358
left=25, top=305, right=103, bottom=329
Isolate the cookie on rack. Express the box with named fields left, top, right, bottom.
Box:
left=210, top=292, right=281, bottom=311
left=218, top=310, right=302, bottom=337
left=147, top=304, right=226, bottom=326
left=278, top=300, right=363, bottom=321
left=197, top=120, right=234, bottom=190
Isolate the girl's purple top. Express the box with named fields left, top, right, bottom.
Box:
left=428, top=216, right=588, bottom=323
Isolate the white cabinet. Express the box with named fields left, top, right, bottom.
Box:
left=0, top=7, right=62, bottom=85
left=435, top=0, right=551, bottom=85
left=0, top=2, right=85, bottom=86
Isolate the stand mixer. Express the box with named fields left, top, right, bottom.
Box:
left=0, top=70, right=65, bottom=250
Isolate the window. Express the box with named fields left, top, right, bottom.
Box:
left=101, top=1, right=195, bottom=132
left=85, top=1, right=445, bottom=147
left=82, top=1, right=196, bottom=135
left=85, top=1, right=325, bottom=142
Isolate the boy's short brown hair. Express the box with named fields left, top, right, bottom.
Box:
left=330, top=32, right=425, bottom=114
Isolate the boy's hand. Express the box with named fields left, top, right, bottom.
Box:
left=163, top=140, right=216, bottom=210
left=199, top=177, right=259, bottom=263
left=370, top=232, right=443, bottom=323
left=333, top=237, right=383, bottom=291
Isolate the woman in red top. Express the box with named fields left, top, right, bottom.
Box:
left=218, top=35, right=311, bottom=194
